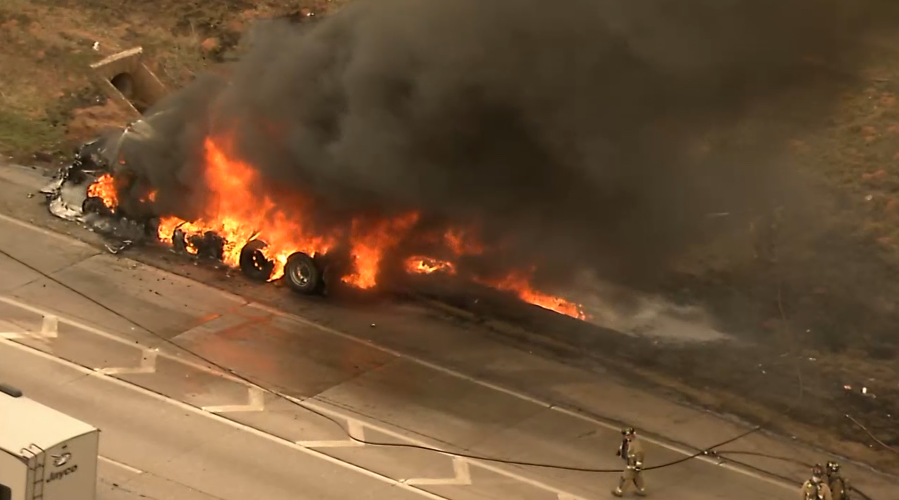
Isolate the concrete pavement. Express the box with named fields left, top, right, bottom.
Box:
left=0, top=340, right=444, bottom=500
left=0, top=162, right=896, bottom=499
left=0, top=211, right=793, bottom=500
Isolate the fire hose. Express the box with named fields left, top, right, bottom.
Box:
left=0, top=246, right=884, bottom=499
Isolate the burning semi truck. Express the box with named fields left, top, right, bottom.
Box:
left=42, top=115, right=339, bottom=296
left=40, top=113, right=588, bottom=320
left=0, top=384, right=100, bottom=500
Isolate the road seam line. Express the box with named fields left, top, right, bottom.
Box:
left=98, top=455, right=145, bottom=475
left=405, top=457, right=471, bottom=486
left=202, top=386, right=265, bottom=413
left=0, top=212, right=95, bottom=249
left=0, top=337, right=452, bottom=500
left=0, top=211, right=800, bottom=484
left=98, top=348, right=158, bottom=375
left=298, top=421, right=366, bottom=448
left=0, top=293, right=788, bottom=496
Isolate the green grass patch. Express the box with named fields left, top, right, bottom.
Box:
left=0, top=109, right=64, bottom=157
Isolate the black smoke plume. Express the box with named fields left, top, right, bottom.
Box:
left=118, top=0, right=899, bottom=290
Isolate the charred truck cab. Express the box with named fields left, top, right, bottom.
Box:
left=43, top=118, right=336, bottom=297
left=0, top=384, right=100, bottom=500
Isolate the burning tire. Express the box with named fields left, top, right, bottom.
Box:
left=239, top=240, right=275, bottom=282
left=283, top=251, right=322, bottom=294
left=82, top=196, right=109, bottom=216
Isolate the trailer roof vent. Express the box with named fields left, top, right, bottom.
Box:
left=0, top=383, right=23, bottom=398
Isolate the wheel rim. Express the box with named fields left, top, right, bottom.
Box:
left=251, top=251, right=270, bottom=273
left=290, top=260, right=312, bottom=287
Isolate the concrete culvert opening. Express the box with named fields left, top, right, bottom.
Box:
left=110, top=73, right=135, bottom=99
left=91, top=47, right=168, bottom=117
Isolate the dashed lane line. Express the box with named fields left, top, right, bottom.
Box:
left=0, top=337, right=454, bottom=500
left=0, top=295, right=595, bottom=499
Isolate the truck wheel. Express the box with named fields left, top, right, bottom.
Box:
left=284, top=251, right=322, bottom=294
left=145, top=217, right=160, bottom=238
left=239, top=240, right=275, bottom=282
left=82, top=196, right=108, bottom=215
left=172, top=228, right=188, bottom=253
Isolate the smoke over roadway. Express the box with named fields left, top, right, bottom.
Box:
left=121, top=0, right=899, bottom=292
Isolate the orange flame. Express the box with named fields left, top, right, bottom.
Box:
left=90, top=132, right=588, bottom=318
left=87, top=173, right=118, bottom=209
left=343, top=213, right=420, bottom=288
left=478, top=271, right=587, bottom=320
left=405, top=256, right=456, bottom=275
left=155, top=136, right=336, bottom=280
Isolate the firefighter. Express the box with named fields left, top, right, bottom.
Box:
left=826, top=461, right=851, bottom=500
left=612, top=426, right=646, bottom=497
left=800, top=464, right=833, bottom=500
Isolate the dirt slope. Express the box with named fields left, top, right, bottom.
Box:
left=1, top=0, right=896, bottom=472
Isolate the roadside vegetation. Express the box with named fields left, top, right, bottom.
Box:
left=0, top=0, right=896, bottom=470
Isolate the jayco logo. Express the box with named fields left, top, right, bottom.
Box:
left=46, top=465, right=78, bottom=483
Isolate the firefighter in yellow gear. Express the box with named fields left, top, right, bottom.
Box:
left=612, top=427, right=646, bottom=497
left=826, top=461, right=851, bottom=500
left=801, top=464, right=833, bottom=500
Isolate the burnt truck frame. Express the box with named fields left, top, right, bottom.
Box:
left=41, top=131, right=336, bottom=296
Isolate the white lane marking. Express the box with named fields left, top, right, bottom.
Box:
left=0, top=296, right=250, bottom=384
left=98, top=349, right=158, bottom=375
left=0, top=314, right=57, bottom=341
left=298, top=420, right=366, bottom=448
left=202, top=387, right=265, bottom=413
left=0, top=293, right=789, bottom=497
left=291, top=396, right=592, bottom=499
left=0, top=212, right=94, bottom=249
left=98, top=455, right=145, bottom=475
left=0, top=215, right=796, bottom=491
left=0, top=338, right=453, bottom=500
left=405, top=457, right=472, bottom=486
left=40, top=315, right=58, bottom=338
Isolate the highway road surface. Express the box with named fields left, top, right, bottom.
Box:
left=0, top=163, right=896, bottom=500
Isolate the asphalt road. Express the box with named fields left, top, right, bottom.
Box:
left=0, top=163, right=895, bottom=499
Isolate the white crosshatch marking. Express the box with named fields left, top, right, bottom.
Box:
left=202, top=386, right=265, bottom=413
left=0, top=293, right=792, bottom=499
left=97, top=348, right=158, bottom=375
left=297, top=420, right=366, bottom=448
left=0, top=314, right=58, bottom=341
left=404, top=457, right=472, bottom=486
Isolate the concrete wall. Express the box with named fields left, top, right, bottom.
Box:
left=90, top=47, right=168, bottom=117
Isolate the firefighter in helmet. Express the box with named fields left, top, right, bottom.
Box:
left=613, top=426, right=647, bottom=497
left=801, top=464, right=833, bottom=500
left=826, top=461, right=851, bottom=500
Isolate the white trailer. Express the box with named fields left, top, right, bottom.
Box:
left=0, top=384, right=99, bottom=500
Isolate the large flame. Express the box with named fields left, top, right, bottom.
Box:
left=477, top=270, right=587, bottom=320
left=405, top=256, right=456, bottom=275
left=84, top=134, right=589, bottom=320
left=343, top=213, right=420, bottom=289
left=156, top=136, right=336, bottom=279
left=87, top=173, right=118, bottom=208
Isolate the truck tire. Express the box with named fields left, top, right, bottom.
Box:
left=172, top=228, right=188, bottom=253
left=239, top=239, right=275, bottom=282
left=82, top=196, right=109, bottom=215
left=145, top=217, right=160, bottom=238
left=284, top=251, right=322, bottom=294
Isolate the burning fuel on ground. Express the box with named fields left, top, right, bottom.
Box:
left=83, top=0, right=899, bottom=322
left=88, top=134, right=588, bottom=319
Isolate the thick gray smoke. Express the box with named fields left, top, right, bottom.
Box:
left=123, top=0, right=898, bottom=289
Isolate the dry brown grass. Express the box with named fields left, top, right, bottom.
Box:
left=0, top=0, right=334, bottom=160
